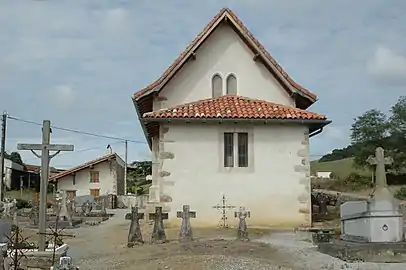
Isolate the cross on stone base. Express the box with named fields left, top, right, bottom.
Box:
left=367, top=147, right=394, bottom=200
left=149, top=206, right=168, bottom=244
left=234, top=207, right=250, bottom=241
left=127, top=207, right=144, bottom=247
left=177, top=205, right=196, bottom=242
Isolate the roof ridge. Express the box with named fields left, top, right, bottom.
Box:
left=49, top=152, right=116, bottom=180
left=132, top=7, right=317, bottom=103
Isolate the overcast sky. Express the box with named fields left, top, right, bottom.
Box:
left=1, top=0, right=405, bottom=169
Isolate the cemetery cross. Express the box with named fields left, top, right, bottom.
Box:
left=212, top=194, right=235, bottom=228
left=149, top=206, right=168, bottom=244
left=17, top=120, right=74, bottom=251
left=127, top=206, right=144, bottom=247
left=177, top=205, right=196, bottom=242
left=234, top=207, right=250, bottom=241
left=367, top=147, right=393, bottom=190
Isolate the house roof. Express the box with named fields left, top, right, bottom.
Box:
left=143, top=95, right=326, bottom=120
left=132, top=7, right=317, bottom=106
left=49, top=153, right=117, bottom=181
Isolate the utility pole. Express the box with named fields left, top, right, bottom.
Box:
left=124, top=140, right=128, bottom=195
left=17, top=120, right=74, bottom=251
left=0, top=112, right=7, bottom=201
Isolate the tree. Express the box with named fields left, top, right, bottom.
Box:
left=388, top=96, right=406, bottom=171
left=4, top=151, right=24, bottom=165
left=350, top=109, right=390, bottom=168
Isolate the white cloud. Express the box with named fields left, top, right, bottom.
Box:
left=367, top=46, right=406, bottom=84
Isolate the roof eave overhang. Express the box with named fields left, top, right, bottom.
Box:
left=132, top=97, right=153, bottom=149
left=143, top=117, right=331, bottom=132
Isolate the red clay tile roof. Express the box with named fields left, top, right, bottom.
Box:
left=49, top=153, right=117, bottom=181
left=143, top=95, right=326, bottom=120
left=132, top=8, right=317, bottom=103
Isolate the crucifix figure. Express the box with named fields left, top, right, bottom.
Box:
left=128, top=206, right=144, bottom=247
left=17, top=120, right=74, bottom=251
left=235, top=207, right=250, bottom=241
left=177, top=205, right=196, bottom=242
left=149, top=206, right=168, bottom=244
left=367, top=147, right=393, bottom=189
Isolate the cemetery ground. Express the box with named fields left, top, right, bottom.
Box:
left=16, top=209, right=406, bottom=270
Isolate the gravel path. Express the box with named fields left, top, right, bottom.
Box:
left=63, top=210, right=406, bottom=269
left=256, top=232, right=406, bottom=270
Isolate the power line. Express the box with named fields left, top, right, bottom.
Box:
left=7, top=115, right=147, bottom=144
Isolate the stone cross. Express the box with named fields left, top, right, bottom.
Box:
left=177, top=205, right=196, bottom=242
left=127, top=207, right=144, bottom=247
left=29, top=201, right=39, bottom=226
left=149, top=206, right=168, bottom=244
left=81, top=201, right=92, bottom=216
left=367, top=147, right=393, bottom=189
left=57, top=191, right=72, bottom=226
left=234, top=207, right=250, bottom=241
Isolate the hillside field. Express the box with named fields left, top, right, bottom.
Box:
left=310, top=157, right=370, bottom=180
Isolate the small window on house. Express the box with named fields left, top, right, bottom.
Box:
left=238, top=133, right=248, bottom=167
left=223, top=132, right=249, bottom=168
left=66, top=190, right=76, bottom=200
left=226, top=74, right=237, bottom=95
left=212, top=74, right=223, bottom=97
left=90, top=171, right=99, bottom=183
left=224, top=133, right=234, bottom=167
left=90, top=188, right=100, bottom=198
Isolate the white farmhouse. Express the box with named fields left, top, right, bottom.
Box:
left=50, top=153, right=125, bottom=200
left=132, top=8, right=331, bottom=228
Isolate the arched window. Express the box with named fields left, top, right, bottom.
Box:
left=226, top=74, right=237, bottom=95
left=212, top=74, right=223, bottom=97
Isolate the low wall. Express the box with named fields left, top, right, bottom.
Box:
left=117, top=194, right=148, bottom=208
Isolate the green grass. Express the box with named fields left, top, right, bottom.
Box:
left=310, top=157, right=370, bottom=180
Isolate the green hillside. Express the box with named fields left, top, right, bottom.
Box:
left=310, top=157, right=370, bottom=180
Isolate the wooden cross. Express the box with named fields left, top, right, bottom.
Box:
left=367, top=147, right=393, bottom=189
left=177, top=205, right=196, bottom=242
left=17, top=120, right=74, bottom=252
left=212, top=194, right=235, bottom=228
left=149, top=206, right=168, bottom=244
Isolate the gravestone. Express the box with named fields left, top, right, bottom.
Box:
left=0, top=220, right=11, bottom=243
left=340, top=147, right=404, bottom=242
left=127, top=207, right=144, bottom=247
left=177, top=205, right=196, bottom=242
left=30, top=201, right=40, bottom=226
left=235, top=207, right=250, bottom=241
left=57, top=191, right=73, bottom=226
left=149, top=206, right=168, bottom=244
left=81, top=201, right=92, bottom=216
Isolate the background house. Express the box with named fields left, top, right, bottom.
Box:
left=49, top=153, right=126, bottom=199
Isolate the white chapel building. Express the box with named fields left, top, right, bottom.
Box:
left=132, top=8, right=331, bottom=228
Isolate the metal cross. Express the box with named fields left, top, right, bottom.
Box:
left=6, top=225, right=37, bottom=270
left=17, top=120, right=74, bottom=251
left=212, top=194, right=235, bottom=228
left=367, top=147, right=393, bottom=189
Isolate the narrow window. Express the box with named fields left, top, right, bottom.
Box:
left=90, top=188, right=100, bottom=198
left=238, top=133, right=248, bottom=167
left=226, top=74, right=237, bottom=95
left=212, top=74, right=223, bottom=97
left=224, top=133, right=234, bottom=167
left=90, top=171, right=100, bottom=183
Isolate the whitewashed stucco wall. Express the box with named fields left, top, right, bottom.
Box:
left=154, top=23, right=294, bottom=111
left=159, top=123, right=311, bottom=228
left=57, top=161, right=117, bottom=197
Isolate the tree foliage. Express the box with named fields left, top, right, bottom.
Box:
left=319, top=96, right=406, bottom=174
left=126, top=160, right=152, bottom=195
left=4, top=151, right=24, bottom=165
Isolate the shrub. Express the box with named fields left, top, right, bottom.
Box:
left=344, top=173, right=372, bottom=190
left=395, top=187, right=406, bottom=200
left=15, top=199, right=30, bottom=209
